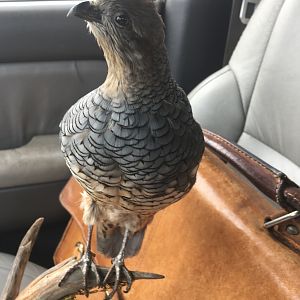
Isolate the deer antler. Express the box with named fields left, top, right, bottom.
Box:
left=0, top=218, right=44, bottom=300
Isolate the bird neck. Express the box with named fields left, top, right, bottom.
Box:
left=100, top=44, right=173, bottom=100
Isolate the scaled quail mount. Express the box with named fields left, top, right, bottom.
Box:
left=59, top=0, right=204, bottom=298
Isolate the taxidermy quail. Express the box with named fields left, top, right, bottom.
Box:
left=59, top=0, right=204, bottom=298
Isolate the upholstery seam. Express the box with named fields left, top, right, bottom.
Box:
left=189, top=67, right=230, bottom=97
left=228, top=66, right=245, bottom=118
left=242, top=0, right=286, bottom=116
left=241, top=129, right=300, bottom=178
left=272, top=229, right=300, bottom=253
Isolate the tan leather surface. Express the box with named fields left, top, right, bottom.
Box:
left=55, top=149, right=300, bottom=299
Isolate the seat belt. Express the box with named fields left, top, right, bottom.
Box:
left=223, top=0, right=260, bottom=65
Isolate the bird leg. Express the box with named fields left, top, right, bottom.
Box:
left=102, top=227, right=133, bottom=300
left=59, top=225, right=101, bottom=296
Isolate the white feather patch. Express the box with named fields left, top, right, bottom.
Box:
left=80, top=191, right=102, bottom=225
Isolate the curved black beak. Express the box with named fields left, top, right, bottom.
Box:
left=67, top=1, right=101, bottom=23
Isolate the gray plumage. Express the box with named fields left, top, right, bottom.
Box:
left=60, top=0, right=204, bottom=259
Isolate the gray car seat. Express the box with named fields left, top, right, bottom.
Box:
left=1, top=0, right=299, bottom=292
left=0, top=252, right=46, bottom=293
left=190, top=0, right=300, bottom=185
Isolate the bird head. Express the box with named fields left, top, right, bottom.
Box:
left=68, top=0, right=165, bottom=69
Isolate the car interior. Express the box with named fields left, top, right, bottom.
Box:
left=1, top=0, right=300, bottom=294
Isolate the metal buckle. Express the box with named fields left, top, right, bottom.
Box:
left=240, top=0, right=260, bottom=25
left=264, top=210, right=300, bottom=229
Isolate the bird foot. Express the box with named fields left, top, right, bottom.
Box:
left=59, top=249, right=101, bottom=297
left=102, top=254, right=133, bottom=300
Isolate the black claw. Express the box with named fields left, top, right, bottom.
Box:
left=102, top=255, right=133, bottom=299
left=122, top=266, right=133, bottom=293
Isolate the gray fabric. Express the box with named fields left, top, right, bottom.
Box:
left=241, top=0, right=300, bottom=167
left=189, top=66, right=245, bottom=142
left=0, top=252, right=46, bottom=292
left=229, top=0, right=285, bottom=114
left=0, top=2, right=106, bottom=191
left=189, top=0, right=300, bottom=185
left=0, top=1, right=101, bottom=63
left=0, top=135, right=69, bottom=188
left=0, top=60, right=106, bottom=150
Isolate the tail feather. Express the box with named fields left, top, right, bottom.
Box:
left=97, top=225, right=146, bottom=258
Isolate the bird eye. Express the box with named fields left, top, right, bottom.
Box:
left=115, top=14, right=129, bottom=27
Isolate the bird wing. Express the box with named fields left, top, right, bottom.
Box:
left=60, top=87, right=204, bottom=210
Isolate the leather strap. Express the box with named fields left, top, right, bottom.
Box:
left=203, top=130, right=300, bottom=253
left=203, top=129, right=300, bottom=212
left=268, top=212, right=300, bottom=254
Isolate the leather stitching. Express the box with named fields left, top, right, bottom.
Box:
left=204, top=129, right=282, bottom=203
left=271, top=227, right=300, bottom=253
left=204, top=129, right=279, bottom=177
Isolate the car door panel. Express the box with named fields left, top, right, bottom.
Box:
left=0, top=1, right=105, bottom=233
left=0, top=60, right=105, bottom=150
left=0, top=1, right=101, bottom=63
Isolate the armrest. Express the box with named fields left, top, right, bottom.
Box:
left=0, top=134, right=69, bottom=188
